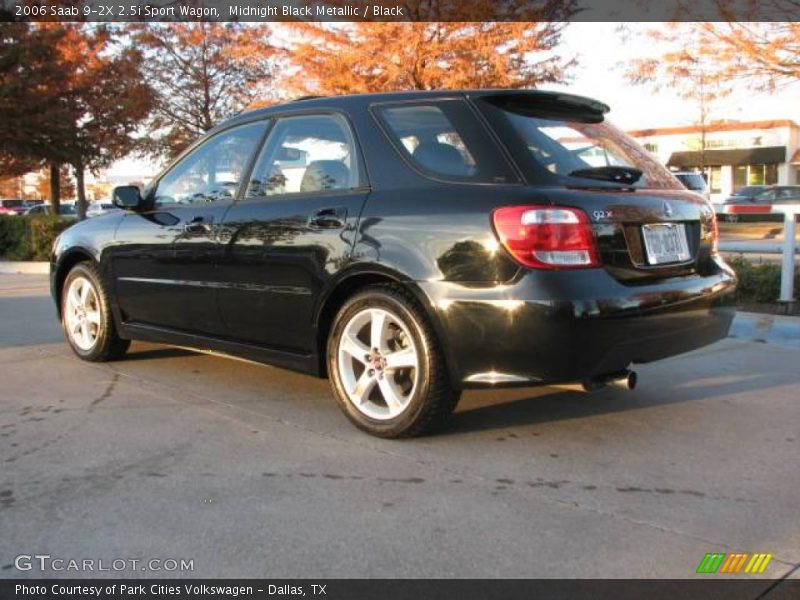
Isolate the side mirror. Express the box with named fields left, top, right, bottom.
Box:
left=112, top=186, right=143, bottom=210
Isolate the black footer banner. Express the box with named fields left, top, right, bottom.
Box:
left=2, top=579, right=799, bottom=600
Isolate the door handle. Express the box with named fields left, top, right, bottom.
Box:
left=184, top=216, right=213, bottom=234
left=309, top=207, right=347, bottom=229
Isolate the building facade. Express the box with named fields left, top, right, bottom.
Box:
left=627, top=120, right=800, bottom=203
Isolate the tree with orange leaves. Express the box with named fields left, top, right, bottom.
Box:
left=55, top=24, right=154, bottom=218
left=284, top=20, right=576, bottom=97
left=654, top=0, right=799, bottom=90
left=0, top=23, right=153, bottom=217
left=0, top=23, right=72, bottom=207
left=624, top=24, right=733, bottom=170
left=134, top=23, right=279, bottom=159
left=35, top=165, right=75, bottom=201
left=681, top=22, right=799, bottom=91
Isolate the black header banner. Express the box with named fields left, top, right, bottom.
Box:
left=2, top=0, right=799, bottom=22
left=2, top=579, right=800, bottom=600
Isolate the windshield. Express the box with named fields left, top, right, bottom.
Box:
left=475, top=96, right=681, bottom=190
left=733, top=186, right=767, bottom=197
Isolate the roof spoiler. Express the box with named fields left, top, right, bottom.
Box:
left=476, top=91, right=610, bottom=124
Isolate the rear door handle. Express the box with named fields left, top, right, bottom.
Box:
left=309, top=207, right=347, bottom=229
left=184, top=216, right=213, bottom=234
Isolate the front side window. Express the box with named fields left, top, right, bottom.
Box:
left=754, top=188, right=776, bottom=202
left=154, top=122, right=267, bottom=207
left=375, top=101, right=517, bottom=183
left=245, top=114, right=360, bottom=199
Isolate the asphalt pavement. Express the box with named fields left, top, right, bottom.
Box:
left=1, top=273, right=799, bottom=586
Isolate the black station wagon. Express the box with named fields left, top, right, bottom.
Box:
left=51, top=90, right=736, bottom=437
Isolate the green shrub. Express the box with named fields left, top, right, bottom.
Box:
left=726, top=255, right=800, bottom=303
left=0, top=215, right=75, bottom=261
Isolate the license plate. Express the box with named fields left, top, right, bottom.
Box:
left=642, top=223, right=690, bottom=265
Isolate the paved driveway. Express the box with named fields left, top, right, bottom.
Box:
left=0, top=274, right=798, bottom=585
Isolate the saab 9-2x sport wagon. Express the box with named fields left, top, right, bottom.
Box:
left=51, top=90, right=736, bottom=437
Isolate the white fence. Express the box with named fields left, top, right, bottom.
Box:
left=721, top=203, right=799, bottom=303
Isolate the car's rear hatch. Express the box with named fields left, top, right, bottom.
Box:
left=544, top=187, right=717, bottom=283
left=471, top=91, right=718, bottom=283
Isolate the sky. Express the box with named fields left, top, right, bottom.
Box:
left=105, top=22, right=800, bottom=182
left=551, top=23, right=800, bottom=130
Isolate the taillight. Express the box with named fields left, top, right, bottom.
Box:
left=710, top=212, right=719, bottom=254
left=492, top=205, right=599, bottom=269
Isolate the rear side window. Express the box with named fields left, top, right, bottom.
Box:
left=375, top=101, right=517, bottom=184
left=245, top=114, right=361, bottom=199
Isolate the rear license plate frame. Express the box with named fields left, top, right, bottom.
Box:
left=641, top=223, right=691, bottom=265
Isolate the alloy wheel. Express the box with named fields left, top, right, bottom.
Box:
left=337, top=307, right=419, bottom=420
left=64, top=276, right=102, bottom=351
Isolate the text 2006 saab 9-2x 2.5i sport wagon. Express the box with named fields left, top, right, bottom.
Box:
left=51, top=90, right=736, bottom=438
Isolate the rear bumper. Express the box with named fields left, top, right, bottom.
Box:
left=419, top=259, right=737, bottom=388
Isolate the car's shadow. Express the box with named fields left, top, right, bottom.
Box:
left=120, top=341, right=787, bottom=438
left=121, top=347, right=196, bottom=361
left=444, top=370, right=780, bottom=435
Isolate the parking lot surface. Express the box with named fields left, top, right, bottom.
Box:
left=1, top=273, right=798, bottom=585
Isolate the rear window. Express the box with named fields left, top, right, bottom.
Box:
left=675, top=173, right=707, bottom=191
left=374, top=100, right=517, bottom=184
left=475, top=95, right=682, bottom=190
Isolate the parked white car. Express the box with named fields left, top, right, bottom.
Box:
left=87, top=201, right=121, bottom=218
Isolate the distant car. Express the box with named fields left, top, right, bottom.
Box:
left=753, top=186, right=800, bottom=204
left=724, top=185, right=770, bottom=204
left=87, top=201, right=121, bottom=218
left=722, top=185, right=800, bottom=222
left=673, top=171, right=710, bottom=200
left=25, top=203, right=78, bottom=218
left=0, top=199, right=29, bottom=216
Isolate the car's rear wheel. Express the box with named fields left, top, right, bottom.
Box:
left=327, top=285, right=460, bottom=438
left=61, top=262, right=130, bottom=361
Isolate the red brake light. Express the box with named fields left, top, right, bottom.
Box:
left=710, top=211, right=719, bottom=254
left=492, top=205, right=599, bottom=269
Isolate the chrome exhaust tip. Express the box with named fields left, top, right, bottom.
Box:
left=606, top=370, right=637, bottom=391
left=551, top=370, right=637, bottom=393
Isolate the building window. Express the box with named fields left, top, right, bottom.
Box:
left=708, top=166, right=722, bottom=193
left=749, top=165, right=765, bottom=186
left=733, top=164, right=779, bottom=191
left=643, top=143, right=658, bottom=154
left=765, top=164, right=778, bottom=185
left=733, top=166, right=747, bottom=192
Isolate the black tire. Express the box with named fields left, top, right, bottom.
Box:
left=327, top=284, right=460, bottom=438
left=61, top=262, right=130, bottom=362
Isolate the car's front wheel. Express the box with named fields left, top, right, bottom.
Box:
left=61, top=262, right=130, bottom=362
left=327, top=285, right=460, bottom=438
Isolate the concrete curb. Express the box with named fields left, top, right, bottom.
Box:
left=730, top=311, right=800, bottom=350
left=0, top=261, right=49, bottom=275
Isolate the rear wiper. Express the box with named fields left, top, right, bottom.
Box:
left=568, top=166, right=643, bottom=185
